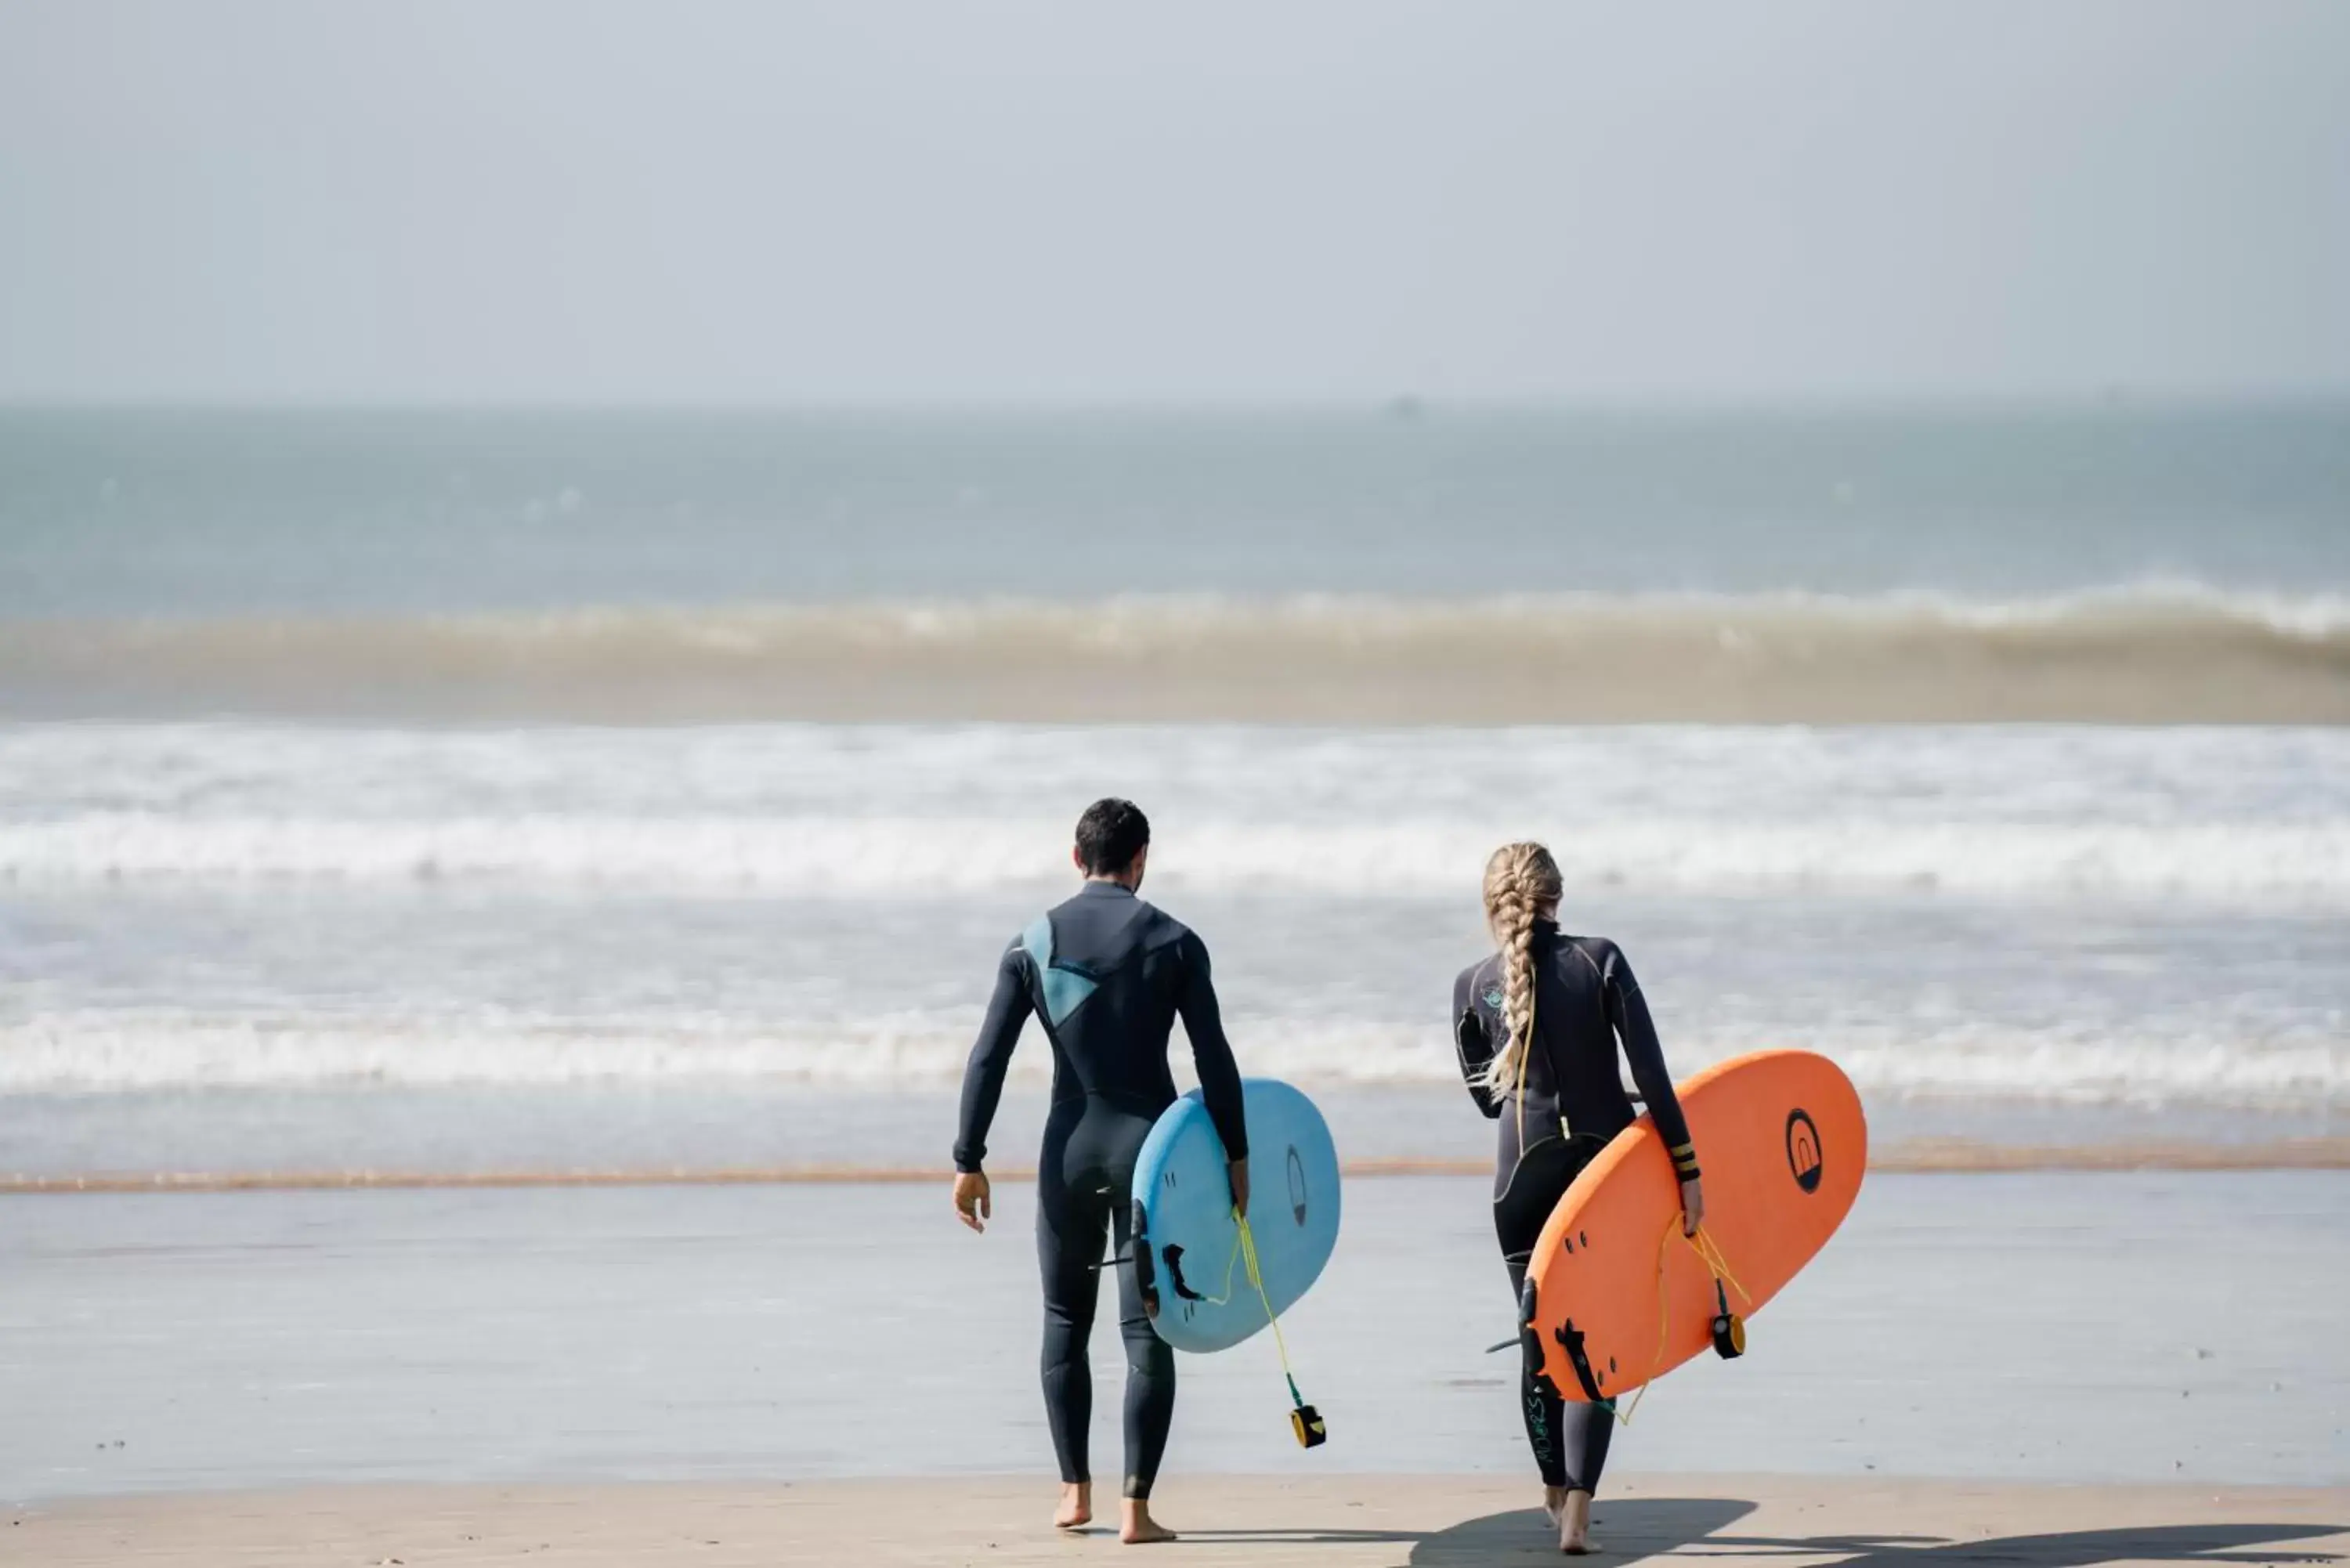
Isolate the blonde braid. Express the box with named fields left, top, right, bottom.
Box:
left=1478, top=841, right=1564, bottom=1097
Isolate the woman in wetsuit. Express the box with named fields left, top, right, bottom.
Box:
left=1452, top=841, right=1704, bottom=1555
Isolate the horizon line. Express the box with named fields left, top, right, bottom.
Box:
left=5, top=388, right=2350, bottom=420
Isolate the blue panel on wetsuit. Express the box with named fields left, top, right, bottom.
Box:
left=1021, top=915, right=1099, bottom=1027
left=1131, top=1077, right=1342, bottom=1354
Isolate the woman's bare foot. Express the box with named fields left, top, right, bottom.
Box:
left=1558, top=1489, right=1595, bottom=1555
left=1542, top=1486, right=1572, bottom=1526
left=1120, top=1498, right=1177, bottom=1545
left=1054, top=1481, right=1091, bottom=1530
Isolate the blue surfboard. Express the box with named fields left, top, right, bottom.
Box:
left=1130, top=1077, right=1341, bottom=1353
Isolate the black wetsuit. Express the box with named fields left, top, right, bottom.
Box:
left=956, top=880, right=1249, bottom=1501
left=1452, top=921, right=1699, bottom=1494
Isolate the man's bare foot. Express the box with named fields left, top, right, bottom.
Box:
left=1120, top=1498, right=1177, bottom=1545
left=1542, top=1485, right=1572, bottom=1526
left=1558, top=1489, right=1595, bottom=1555
left=1054, top=1481, right=1091, bottom=1530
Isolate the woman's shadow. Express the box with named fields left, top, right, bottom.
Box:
left=1175, top=1493, right=2341, bottom=1567
left=1412, top=1497, right=1758, bottom=1564
left=1171, top=1496, right=1754, bottom=1559
left=1408, top=1496, right=2345, bottom=1568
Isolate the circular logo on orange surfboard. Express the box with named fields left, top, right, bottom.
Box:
left=1785, top=1108, right=1824, bottom=1193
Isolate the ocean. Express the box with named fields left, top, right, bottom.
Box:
left=1, top=405, right=2345, bottom=1177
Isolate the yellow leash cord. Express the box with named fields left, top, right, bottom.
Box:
left=1185, top=1209, right=1326, bottom=1446
left=1614, top=1216, right=1752, bottom=1426
left=1233, top=1216, right=1306, bottom=1404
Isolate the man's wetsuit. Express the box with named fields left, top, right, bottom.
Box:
left=956, top=879, right=1249, bottom=1501
left=1452, top=921, right=1700, bottom=1495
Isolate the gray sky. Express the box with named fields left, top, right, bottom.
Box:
left=3, top=1, right=2346, bottom=405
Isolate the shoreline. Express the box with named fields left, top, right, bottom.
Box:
left=7, top=1135, right=2349, bottom=1193
left=5, top=1474, right=2345, bottom=1566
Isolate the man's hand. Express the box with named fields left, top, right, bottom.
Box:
left=1679, top=1176, right=1705, bottom=1237
left=954, top=1170, right=992, bottom=1234
left=1227, top=1158, right=1250, bottom=1219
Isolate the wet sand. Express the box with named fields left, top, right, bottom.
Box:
left=5, top=1174, right=2343, bottom=1502
left=4, top=1474, right=2345, bottom=1567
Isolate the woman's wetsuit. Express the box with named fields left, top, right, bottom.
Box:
left=956, top=880, right=1248, bottom=1501
left=1452, top=920, right=1700, bottom=1494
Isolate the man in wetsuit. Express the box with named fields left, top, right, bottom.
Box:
left=952, top=797, right=1250, bottom=1545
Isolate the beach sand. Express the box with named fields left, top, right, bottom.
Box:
left=5, top=1474, right=2345, bottom=1567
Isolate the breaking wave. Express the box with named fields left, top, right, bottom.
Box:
left=5, top=583, right=2346, bottom=722
left=3, top=1012, right=2339, bottom=1110
left=5, top=812, right=2348, bottom=903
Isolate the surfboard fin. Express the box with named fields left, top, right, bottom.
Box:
left=1160, top=1244, right=1206, bottom=1302
left=1130, top=1200, right=1160, bottom=1318
left=1517, top=1277, right=1571, bottom=1401
left=1551, top=1319, right=1613, bottom=1404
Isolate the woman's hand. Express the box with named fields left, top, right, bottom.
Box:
left=1228, top=1158, right=1250, bottom=1219
left=953, top=1170, right=992, bottom=1234
left=1679, top=1176, right=1705, bottom=1236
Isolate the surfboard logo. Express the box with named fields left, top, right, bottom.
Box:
left=1785, top=1108, right=1824, bottom=1194
left=1285, top=1144, right=1308, bottom=1226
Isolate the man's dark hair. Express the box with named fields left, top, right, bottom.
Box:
left=1074, top=797, right=1151, bottom=876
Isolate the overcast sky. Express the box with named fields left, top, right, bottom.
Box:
left=3, top=1, right=2346, bottom=405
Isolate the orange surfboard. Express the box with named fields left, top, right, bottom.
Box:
left=1522, top=1049, right=1864, bottom=1405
